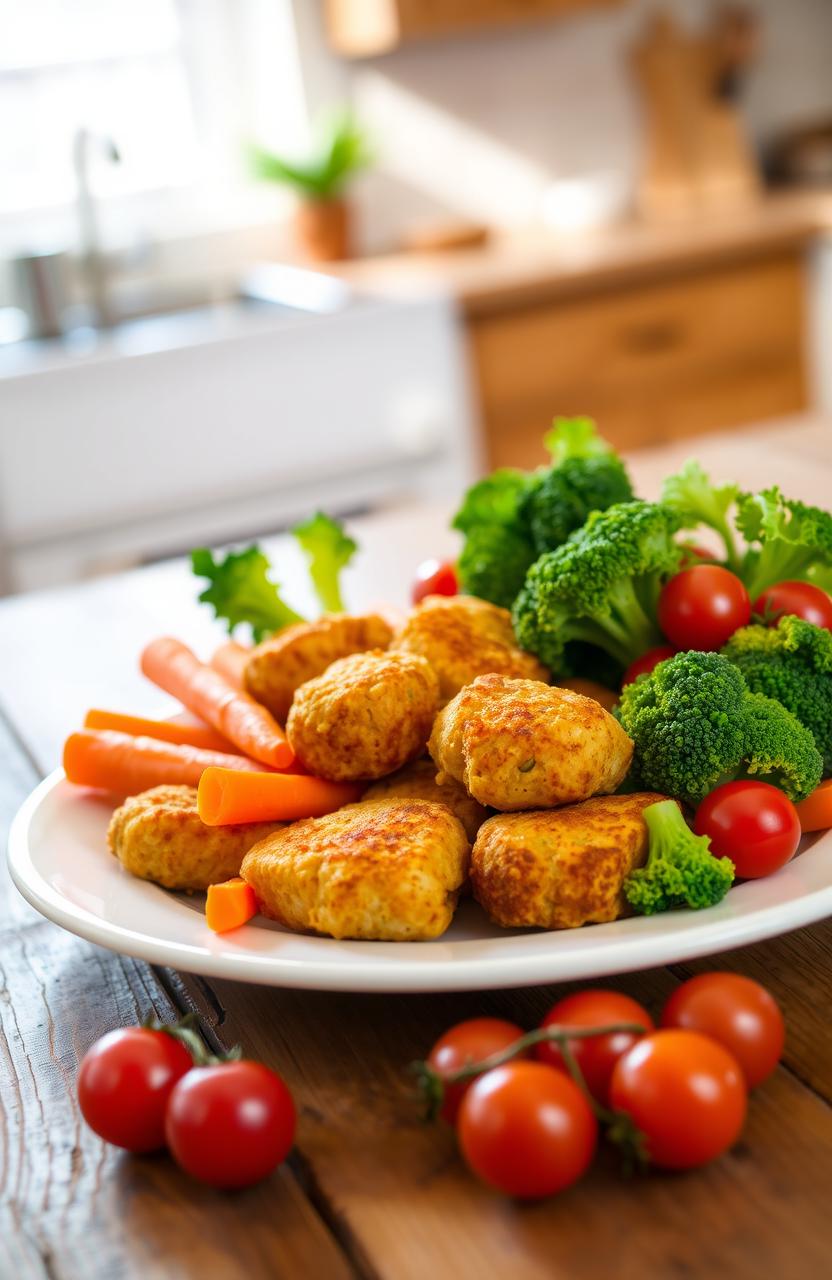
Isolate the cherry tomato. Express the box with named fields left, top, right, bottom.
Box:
left=609, top=1030, right=747, bottom=1170
left=536, top=990, right=654, bottom=1105
left=426, top=1017, right=526, bottom=1124
left=622, top=646, right=677, bottom=688
left=753, top=580, right=832, bottom=632
left=658, top=565, right=751, bottom=650
left=661, top=972, right=784, bottom=1088
left=165, top=1061, right=296, bottom=1189
left=412, top=559, right=458, bottom=605
left=694, top=781, right=800, bottom=879
left=458, top=1061, right=597, bottom=1199
left=78, top=1027, right=193, bottom=1153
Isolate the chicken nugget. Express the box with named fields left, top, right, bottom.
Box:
left=107, top=785, right=283, bottom=891
left=244, top=613, right=394, bottom=723
left=287, top=649, right=439, bottom=782
left=362, top=758, right=487, bottom=842
left=241, top=798, right=469, bottom=940
left=429, top=673, right=633, bottom=811
left=472, top=792, right=668, bottom=929
left=392, top=594, right=548, bottom=704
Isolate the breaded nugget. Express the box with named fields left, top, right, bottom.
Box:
left=241, top=798, right=469, bottom=940
left=362, top=758, right=487, bottom=842
left=392, top=594, right=549, bottom=704
left=244, top=613, right=394, bottom=723
left=107, top=785, right=283, bottom=891
left=287, top=649, right=439, bottom=782
left=472, top=792, right=668, bottom=929
left=429, top=673, right=633, bottom=811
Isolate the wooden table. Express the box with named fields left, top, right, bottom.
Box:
left=3, top=417, right=832, bottom=1279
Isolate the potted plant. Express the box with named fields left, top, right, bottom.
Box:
left=250, top=112, right=372, bottom=262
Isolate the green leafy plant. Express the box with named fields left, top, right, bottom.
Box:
left=249, top=112, right=372, bottom=201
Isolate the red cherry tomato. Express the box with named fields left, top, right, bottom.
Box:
left=658, top=565, right=751, bottom=650
left=753, top=580, right=832, bottom=631
left=694, top=780, right=801, bottom=879
left=536, top=989, right=654, bottom=1105
left=165, top=1061, right=296, bottom=1189
left=412, top=559, right=458, bottom=605
left=622, top=646, right=677, bottom=688
left=78, top=1027, right=193, bottom=1153
left=457, top=1061, right=597, bottom=1199
left=661, top=972, right=784, bottom=1088
left=426, top=1017, right=526, bottom=1124
left=609, top=1030, right=747, bottom=1170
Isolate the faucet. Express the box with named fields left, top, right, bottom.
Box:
left=73, top=128, right=120, bottom=328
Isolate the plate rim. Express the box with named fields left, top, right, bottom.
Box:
left=9, top=769, right=832, bottom=993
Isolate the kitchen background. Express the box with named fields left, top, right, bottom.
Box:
left=1, top=0, right=831, bottom=595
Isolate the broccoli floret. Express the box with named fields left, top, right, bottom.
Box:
left=616, top=650, right=823, bottom=807
left=512, top=500, right=682, bottom=675
left=522, top=453, right=634, bottom=555
left=661, top=460, right=741, bottom=572
left=724, top=614, right=832, bottom=773
left=191, top=546, right=305, bottom=642
left=292, top=511, right=357, bottom=614
left=452, top=468, right=534, bottom=533
left=736, top=487, right=832, bottom=600
left=624, top=799, right=735, bottom=915
left=457, top=523, right=537, bottom=611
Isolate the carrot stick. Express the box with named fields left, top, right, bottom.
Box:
left=198, top=766, right=361, bottom=826
left=84, top=708, right=240, bottom=755
left=795, top=779, right=832, bottom=832
left=63, top=729, right=266, bottom=796
left=210, top=641, right=250, bottom=690
left=205, top=878, right=258, bottom=933
left=140, top=636, right=294, bottom=769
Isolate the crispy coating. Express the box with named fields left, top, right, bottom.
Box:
left=392, top=594, right=549, bottom=704
left=244, top=613, right=394, bottom=723
left=241, top=798, right=469, bottom=940
left=362, top=758, right=487, bottom=842
left=472, top=792, right=668, bottom=929
left=429, top=673, right=633, bottom=811
left=287, top=649, right=440, bottom=782
left=107, top=785, right=283, bottom=891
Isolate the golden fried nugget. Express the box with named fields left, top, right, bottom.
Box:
left=429, top=673, right=633, bottom=811
left=241, top=798, right=469, bottom=940
left=244, top=613, right=394, bottom=723
left=107, top=785, right=283, bottom=891
left=362, top=758, right=487, bottom=842
left=392, top=594, right=548, bottom=704
left=472, top=792, right=669, bottom=929
left=287, top=649, right=440, bottom=782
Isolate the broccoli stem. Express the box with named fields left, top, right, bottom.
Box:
left=711, top=514, right=743, bottom=575
left=311, top=569, right=345, bottom=614
left=743, top=547, right=816, bottom=601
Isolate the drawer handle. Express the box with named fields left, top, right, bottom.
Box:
left=620, top=322, right=685, bottom=354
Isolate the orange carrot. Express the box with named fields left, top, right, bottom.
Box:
left=795, top=779, right=832, bottom=832
left=63, top=729, right=266, bottom=795
left=84, top=708, right=240, bottom=755
left=210, top=641, right=250, bottom=690
left=198, top=766, right=361, bottom=826
left=205, top=878, right=258, bottom=933
left=140, top=636, right=294, bottom=769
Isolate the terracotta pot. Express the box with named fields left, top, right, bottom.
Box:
left=293, top=198, right=351, bottom=262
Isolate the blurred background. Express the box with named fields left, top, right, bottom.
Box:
left=1, top=0, right=832, bottom=595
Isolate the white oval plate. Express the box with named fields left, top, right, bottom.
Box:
left=9, top=770, right=832, bottom=992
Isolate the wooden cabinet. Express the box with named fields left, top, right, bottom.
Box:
left=325, top=0, right=622, bottom=57
left=468, top=250, right=808, bottom=468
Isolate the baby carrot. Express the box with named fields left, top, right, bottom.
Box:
left=198, top=766, right=361, bottom=826
left=63, top=729, right=265, bottom=795
left=795, top=779, right=832, bottom=832
left=140, top=636, right=294, bottom=769
left=210, top=641, right=250, bottom=690
left=205, top=878, right=259, bottom=933
left=84, top=708, right=240, bottom=755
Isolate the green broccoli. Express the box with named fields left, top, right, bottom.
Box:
left=735, top=487, right=832, bottom=600
left=457, top=523, right=537, bottom=611
left=624, top=799, right=735, bottom=915
left=724, top=615, right=832, bottom=773
left=511, top=500, right=682, bottom=675
left=292, top=511, right=357, bottom=613
left=661, top=460, right=742, bottom=573
left=452, top=468, right=535, bottom=533
left=616, top=650, right=823, bottom=807
left=191, top=546, right=305, bottom=642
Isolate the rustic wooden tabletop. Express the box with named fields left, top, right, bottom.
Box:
left=2, top=417, right=832, bottom=1280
